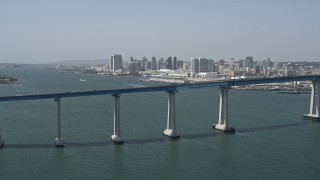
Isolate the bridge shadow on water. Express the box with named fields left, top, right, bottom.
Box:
left=237, top=121, right=309, bottom=133
left=2, top=121, right=312, bottom=149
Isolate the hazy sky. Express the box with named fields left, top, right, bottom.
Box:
left=1, top=0, right=319, bottom=63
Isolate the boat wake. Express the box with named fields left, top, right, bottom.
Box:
left=127, top=83, right=144, bottom=88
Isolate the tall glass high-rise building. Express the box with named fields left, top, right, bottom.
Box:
left=245, top=56, right=253, bottom=69
left=173, top=56, right=177, bottom=70
left=191, top=58, right=214, bottom=75
left=208, top=59, right=214, bottom=72
left=199, top=58, right=209, bottom=72
left=151, top=56, right=157, bottom=70
left=111, top=54, right=123, bottom=72
left=166, top=57, right=172, bottom=70
left=191, top=58, right=199, bottom=74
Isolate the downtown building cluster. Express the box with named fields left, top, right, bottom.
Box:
left=107, top=54, right=320, bottom=79
left=109, top=54, right=185, bottom=75
left=127, top=56, right=185, bottom=75
left=191, top=56, right=313, bottom=78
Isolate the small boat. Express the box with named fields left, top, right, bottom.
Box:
left=80, top=79, right=87, bottom=82
left=140, top=79, right=150, bottom=82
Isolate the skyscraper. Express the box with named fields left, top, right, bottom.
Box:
left=173, top=56, right=177, bottom=70
left=245, top=56, right=253, bottom=69
left=199, top=58, right=209, bottom=72
left=191, top=58, right=199, bottom=74
left=111, top=54, right=123, bottom=72
left=158, top=58, right=164, bottom=70
left=141, top=56, right=148, bottom=71
left=191, top=58, right=214, bottom=75
left=127, top=61, right=140, bottom=75
left=151, top=56, right=157, bottom=70
left=208, top=59, right=214, bottom=72
left=166, top=57, right=172, bottom=70
left=177, top=60, right=184, bottom=70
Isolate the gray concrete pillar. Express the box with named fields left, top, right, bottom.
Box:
left=55, top=98, right=64, bottom=147
left=111, top=94, right=124, bottom=144
left=304, top=80, right=320, bottom=120
left=213, top=87, right=235, bottom=133
left=163, top=91, right=180, bottom=138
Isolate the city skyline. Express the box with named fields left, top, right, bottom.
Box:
left=1, top=0, right=320, bottom=63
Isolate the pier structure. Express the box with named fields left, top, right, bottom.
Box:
left=1, top=75, right=320, bottom=148
left=163, top=90, right=180, bottom=138
left=303, top=80, right=320, bottom=120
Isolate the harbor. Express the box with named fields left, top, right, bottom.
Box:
left=1, top=67, right=320, bottom=179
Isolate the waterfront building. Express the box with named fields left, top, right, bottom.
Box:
left=151, top=56, right=157, bottom=70
left=141, top=56, right=148, bottom=71
left=147, top=61, right=151, bottom=70
left=127, top=62, right=139, bottom=75
left=110, top=57, right=113, bottom=70
left=183, top=61, right=189, bottom=71
left=111, top=54, right=123, bottom=72
left=208, top=59, right=215, bottom=72
left=199, top=58, right=209, bottom=72
left=219, top=59, right=225, bottom=66
left=191, top=58, right=199, bottom=75
left=238, top=59, right=244, bottom=69
left=177, top=60, right=184, bottom=70
left=245, top=56, right=253, bottom=69
left=284, top=68, right=297, bottom=76
left=158, top=58, right=164, bottom=70
left=262, top=57, right=273, bottom=69
left=166, top=57, right=172, bottom=70
left=173, top=56, right=177, bottom=70
left=227, top=58, right=235, bottom=70
left=191, top=58, right=215, bottom=76
left=197, top=72, right=218, bottom=79
left=199, top=58, right=215, bottom=73
left=254, top=66, right=261, bottom=74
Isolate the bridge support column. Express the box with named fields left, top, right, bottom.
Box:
left=111, top=94, right=124, bottom=144
left=55, top=98, right=64, bottom=147
left=213, top=87, right=235, bottom=133
left=303, top=81, right=320, bottom=120
left=0, top=126, right=4, bottom=148
left=163, top=91, right=180, bottom=138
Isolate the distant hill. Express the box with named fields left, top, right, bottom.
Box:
left=55, top=59, right=109, bottom=65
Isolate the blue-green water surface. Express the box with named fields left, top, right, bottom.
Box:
left=0, top=67, right=320, bottom=180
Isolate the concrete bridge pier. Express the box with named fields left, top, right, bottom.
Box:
left=111, top=94, right=124, bottom=144
left=0, top=126, right=4, bottom=148
left=213, top=87, right=235, bottom=133
left=55, top=98, right=64, bottom=147
left=303, top=81, right=320, bottom=120
left=163, top=90, right=180, bottom=138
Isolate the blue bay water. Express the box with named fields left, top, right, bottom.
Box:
left=0, top=67, right=320, bottom=179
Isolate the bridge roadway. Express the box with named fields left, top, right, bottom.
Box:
left=1, top=75, right=320, bottom=102
left=1, top=75, right=320, bottom=147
